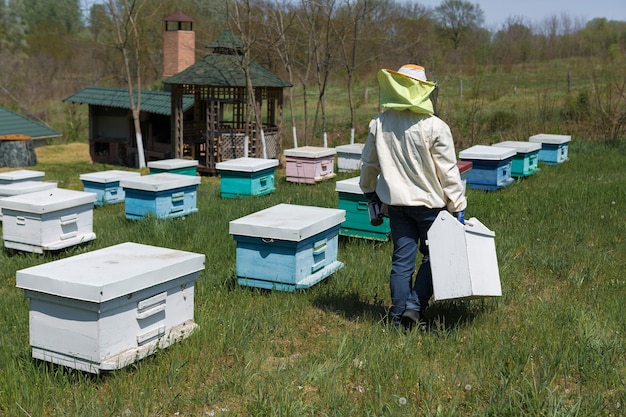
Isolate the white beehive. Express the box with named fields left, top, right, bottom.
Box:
left=427, top=210, right=502, bottom=300
left=1, top=188, right=97, bottom=253
left=0, top=181, right=58, bottom=220
left=0, top=169, right=44, bottom=184
left=335, top=143, right=364, bottom=172
left=16, top=242, right=206, bottom=373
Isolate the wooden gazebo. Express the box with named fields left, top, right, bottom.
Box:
left=163, top=30, right=292, bottom=174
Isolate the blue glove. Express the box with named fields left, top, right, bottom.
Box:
left=453, top=211, right=465, bottom=224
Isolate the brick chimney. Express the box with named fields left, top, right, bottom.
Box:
left=162, top=11, right=195, bottom=79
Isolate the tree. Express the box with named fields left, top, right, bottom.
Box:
left=107, top=0, right=149, bottom=168
left=434, top=0, right=484, bottom=49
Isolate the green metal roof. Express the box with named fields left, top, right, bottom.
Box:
left=0, top=107, right=61, bottom=139
left=63, top=86, right=194, bottom=115
left=163, top=53, right=292, bottom=88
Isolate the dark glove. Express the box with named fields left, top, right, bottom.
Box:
left=453, top=211, right=465, bottom=224
left=364, top=192, right=381, bottom=204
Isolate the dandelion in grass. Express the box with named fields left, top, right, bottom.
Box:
left=399, top=397, right=407, bottom=405
left=464, top=384, right=472, bottom=391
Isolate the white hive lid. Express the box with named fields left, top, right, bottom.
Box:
left=492, top=141, right=541, bottom=153
left=229, top=203, right=346, bottom=241
left=120, top=172, right=200, bottom=191
left=216, top=157, right=279, bottom=172
left=335, top=176, right=363, bottom=194
left=79, top=170, right=141, bottom=183
left=0, top=169, right=44, bottom=181
left=16, top=242, right=206, bottom=303
left=0, top=181, right=57, bottom=197
left=529, top=133, right=571, bottom=144
left=335, top=143, right=364, bottom=154
left=283, top=146, right=336, bottom=158
left=147, top=158, right=199, bottom=169
left=0, top=188, right=96, bottom=213
left=459, top=145, right=516, bottom=161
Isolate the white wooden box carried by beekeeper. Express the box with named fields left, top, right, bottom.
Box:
left=0, top=169, right=44, bottom=184
left=1, top=188, right=96, bottom=253
left=0, top=180, right=58, bottom=221
left=229, top=203, right=345, bottom=291
left=16, top=242, right=206, bottom=374
left=427, top=210, right=502, bottom=300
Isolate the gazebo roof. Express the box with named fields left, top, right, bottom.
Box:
left=205, top=29, right=243, bottom=50
left=163, top=53, right=291, bottom=88
left=163, top=30, right=291, bottom=88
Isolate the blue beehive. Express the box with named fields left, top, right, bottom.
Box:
left=335, top=176, right=390, bottom=241
left=529, top=134, right=571, bottom=164
left=120, top=173, right=201, bottom=220
left=215, top=157, right=279, bottom=198
left=80, top=170, right=141, bottom=206
left=459, top=145, right=516, bottom=190
left=148, top=158, right=199, bottom=176
left=229, top=204, right=345, bottom=292
left=492, top=141, right=541, bottom=177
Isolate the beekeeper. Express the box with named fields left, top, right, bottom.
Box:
left=359, top=64, right=467, bottom=330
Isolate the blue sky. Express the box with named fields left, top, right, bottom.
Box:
left=411, top=0, right=625, bottom=29
left=80, top=0, right=625, bottom=31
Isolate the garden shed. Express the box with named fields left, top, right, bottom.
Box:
left=63, top=87, right=195, bottom=166
left=164, top=30, right=292, bottom=174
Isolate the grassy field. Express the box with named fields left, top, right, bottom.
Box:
left=0, top=139, right=625, bottom=416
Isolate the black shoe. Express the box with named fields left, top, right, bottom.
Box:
left=400, top=309, right=427, bottom=331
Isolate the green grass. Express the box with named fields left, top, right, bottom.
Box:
left=1, top=140, right=625, bottom=416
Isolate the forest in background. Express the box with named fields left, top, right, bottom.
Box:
left=1, top=0, right=625, bottom=147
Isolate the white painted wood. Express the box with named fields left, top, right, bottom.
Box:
left=335, top=176, right=363, bottom=194
left=428, top=210, right=502, bottom=300
left=147, top=158, right=199, bottom=169
left=0, top=169, right=44, bottom=184
left=16, top=242, right=205, bottom=373
left=120, top=172, right=200, bottom=192
left=216, top=157, right=278, bottom=172
left=459, top=145, right=516, bottom=161
left=0, top=181, right=57, bottom=197
left=229, top=203, right=345, bottom=241
left=492, top=141, right=541, bottom=153
left=529, top=133, right=571, bottom=145
left=1, top=188, right=97, bottom=253
left=283, top=146, right=336, bottom=158
left=79, top=170, right=140, bottom=183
